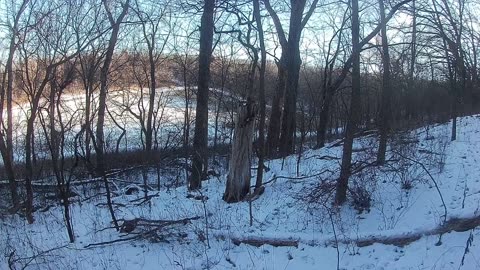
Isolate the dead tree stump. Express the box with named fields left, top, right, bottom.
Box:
left=223, top=101, right=256, bottom=203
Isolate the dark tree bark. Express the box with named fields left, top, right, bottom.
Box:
left=333, top=0, right=413, bottom=204
left=315, top=94, right=332, bottom=148
left=265, top=57, right=286, bottom=157
left=253, top=0, right=267, bottom=190
left=431, top=0, right=466, bottom=141
left=96, top=0, right=130, bottom=229
left=0, top=0, right=29, bottom=210
left=406, top=0, right=417, bottom=120
left=376, top=0, right=392, bottom=165
left=264, top=0, right=286, bottom=157
left=145, top=39, right=156, bottom=152
left=23, top=63, right=54, bottom=223
left=40, top=67, right=76, bottom=242
left=189, top=0, right=215, bottom=190
left=264, top=0, right=319, bottom=157
left=278, top=0, right=306, bottom=156
left=335, top=0, right=361, bottom=205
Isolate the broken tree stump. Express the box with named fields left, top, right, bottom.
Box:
left=223, top=100, right=256, bottom=203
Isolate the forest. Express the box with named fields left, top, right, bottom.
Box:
left=1, top=0, right=480, bottom=269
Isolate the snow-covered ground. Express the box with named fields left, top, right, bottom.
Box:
left=1, top=115, right=480, bottom=269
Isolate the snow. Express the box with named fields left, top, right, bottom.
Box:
left=2, top=115, right=480, bottom=269
left=3, top=86, right=235, bottom=164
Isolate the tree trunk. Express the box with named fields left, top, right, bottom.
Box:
left=190, top=0, right=215, bottom=190
left=335, top=0, right=361, bottom=205
left=254, top=0, right=267, bottom=189
left=85, top=82, right=92, bottom=158
left=223, top=101, right=256, bottom=203
left=24, top=117, right=36, bottom=224
left=407, top=0, right=417, bottom=120
left=182, top=63, right=191, bottom=187
left=23, top=67, right=53, bottom=224
left=316, top=87, right=334, bottom=148
left=0, top=0, right=29, bottom=209
left=45, top=78, right=75, bottom=243
left=145, top=46, right=156, bottom=152
left=95, top=0, right=130, bottom=229
left=376, top=0, right=392, bottom=165
left=266, top=59, right=286, bottom=156
left=278, top=0, right=308, bottom=156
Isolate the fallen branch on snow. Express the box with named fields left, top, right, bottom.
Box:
left=231, top=236, right=299, bottom=248
left=256, top=168, right=335, bottom=187
left=84, top=216, right=201, bottom=248
left=222, top=215, right=480, bottom=248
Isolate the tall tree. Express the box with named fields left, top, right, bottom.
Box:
left=335, top=0, right=361, bottom=205
left=316, top=0, right=411, bottom=149
left=264, top=0, right=319, bottom=157
left=95, top=0, right=130, bottom=228
left=189, top=0, right=215, bottom=190
left=131, top=0, right=171, bottom=152
left=431, top=0, right=467, bottom=141
left=18, top=0, right=103, bottom=223
left=315, top=8, right=349, bottom=148
left=77, top=45, right=105, bottom=173
left=253, top=0, right=267, bottom=190
left=39, top=63, right=76, bottom=242
left=0, top=0, right=29, bottom=210
left=406, top=0, right=417, bottom=120
left=334, top=0, right=413, bottom=204
left=376, top=0, right=392, bottom=165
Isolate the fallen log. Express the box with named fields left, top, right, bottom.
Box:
left=354, top=234, right=422, bottom=247
left=227, top=215, right=480, bottom=249
left=341, top=215, right=480, bottom=247
left=231, top=236, right=299, bottom=248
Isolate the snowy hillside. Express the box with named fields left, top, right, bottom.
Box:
left=1, top=115, right=480, bottom=269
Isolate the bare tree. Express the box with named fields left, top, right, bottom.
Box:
left=17, top=0, right=106, bottom=223
left=38, top=63, right=77, bottom=243
left=131, top=0, right=172, bottom=152
left=315, top=7, right=349, bottom=149
left=171, top=19, right=197, bottom=186
left=0, top=0, right=30, bottom=210
left=335, top=0, right=361, bottom=205
left=77, top=45, right=105, bottom=174
left=189, top=0, right=215, bottom=190
left=376, top=0, right=392, bottom=165
left=253, top=0, right=267, bottom=190
left=264, top=0, right=319, bottom=156
left=429, top=0, right=467, bottom=141
left=95, top=0, right=130, bottom=229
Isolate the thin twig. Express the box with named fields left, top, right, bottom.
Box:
left=392, top=150, right=447, bottom=224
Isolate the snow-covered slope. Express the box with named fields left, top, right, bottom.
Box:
left=1, top=115, right=480, bottom=269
